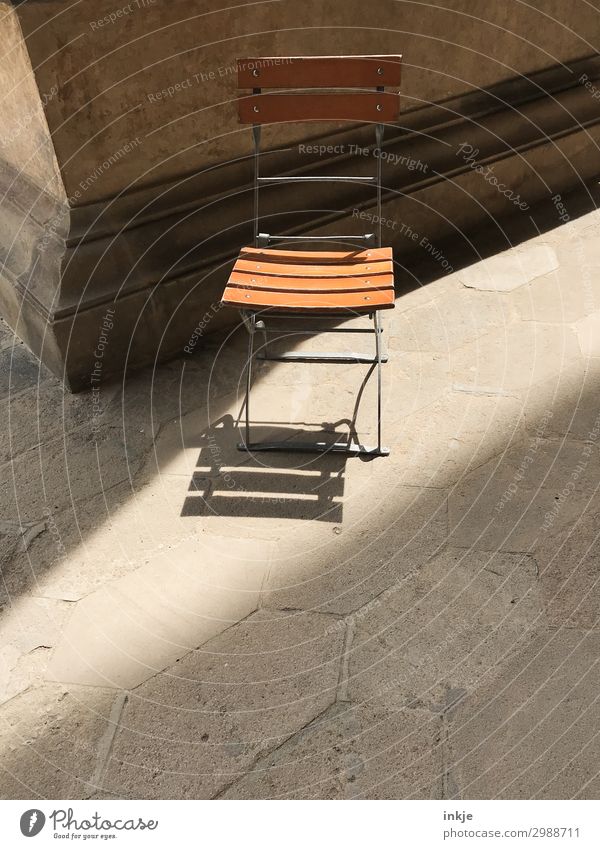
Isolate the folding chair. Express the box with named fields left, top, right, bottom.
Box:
left=221, top=55, right=401, bottom=457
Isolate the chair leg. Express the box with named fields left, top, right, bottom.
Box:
left=374, top=311, right=383, bottom=453
left=237, top=310, right=390, bottom=457
left=243, top=313, right=255, bottom=448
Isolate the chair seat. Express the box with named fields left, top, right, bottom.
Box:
left=221, top=246, right=395, bottom=312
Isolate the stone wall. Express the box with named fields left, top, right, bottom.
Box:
left=2, top=0, right=600, bottom=388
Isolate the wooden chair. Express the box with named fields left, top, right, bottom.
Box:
left=221, top=55, right=401, bottom=457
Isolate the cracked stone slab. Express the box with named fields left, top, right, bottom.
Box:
left=348, top=548, right=544, bottom=712
left=222, top=700, right=444, bottom=799
left=0, top=684, right=118, bottom=799
left=0, top=519, right=46, bottom=552
left=264, top=484, right=448, bottom=615
left=46, top=535, right=273, bottom=689
left=446, top=630, right=600, bottom=799
left=102, top=608, right=345, bottom=798
left=0, top=596, right=72, bottom=704
left=458, top=243, right=558, bottom=292
left=449, top=323, right=581, bottom=393
left=2, top=481, right=155, bottom=602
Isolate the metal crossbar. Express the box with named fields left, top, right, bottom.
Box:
left=257, top=233, right=376, bottom=245
left=257, top=175, right=377, bottom=183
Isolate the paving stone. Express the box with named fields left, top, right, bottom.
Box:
left=264, top=484, right=447, bottom=615
left=519, top=359, right=600, bottom=441
left=0, top=378, right=92, bottom=465
left=0, top=684, right=118, bottom=799
left=222, top=701, right=443, bottom=799
left=100, top=347, right=242, bottom=443
left=446, top=630, right=600, bottom=799
left=145, top=384, right=323, bottom=483
left=389, top=284, right=515, bottom=353
left=511, top=266, right=600, bottom=323
left=1, top=482, right=146, bottom=602
left=553, top=223, right=600, bottom=268
left=456, top=436, right=600, bottom=494
left=141, top=451, right=346, bottom=542
left=103, top=609, right=344, bottom=798
left=387, top=390, right=525, bottom=486
left=46, top=536, right=273, bottom=689
left=0, top=319, right=13, bottom=352
left=449, top=323, right=581, bottom=392
left=348, top=548, right=544, bottom=712
left=391, top=273, right=456, bottom=314
left=0, top=422, right=153, bottom=522
left=534, top=505, right=600, bottom=630
left=575, top=313, right=600, bottom=358
left=0, top=344, right=45, bottom=401
left=380, top=351, right=451, bottom=419
left=0, top=597, right=72, bottom=704
left=448, top=438, right=600, bottom=552
left=458, top=243, right=558, bottom=292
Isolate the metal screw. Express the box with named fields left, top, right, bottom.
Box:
left=252, top=69, right=260, bottom=77
left=253, top=105, right=260, bottom=113
left=376, top=104, right=383, bottom=112
left=245, top=294, right=251, bottom=298
left=364, top=295, right=371, bottom=300
left=377, top=67, right=384, bottom=75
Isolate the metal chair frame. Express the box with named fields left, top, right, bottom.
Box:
left=232, top=57, right=401, bottom=457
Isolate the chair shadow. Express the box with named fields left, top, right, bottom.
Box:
left=180, top=412, right=367, bottom=523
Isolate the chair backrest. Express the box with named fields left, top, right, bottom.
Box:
left=236, top=55, right=402, bottom=249
left=237, top=55, right=402, bottom=123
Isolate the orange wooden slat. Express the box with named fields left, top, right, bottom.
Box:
left=222, top=286, right=395, bottom=311
left=237, top=56, right=402, bottom=89
left=239, top=246, right=392, bottom=263
left=233, top=256, right=392, bottom=278
left=238, top=92, right=400, bottom=124
left=228, top=270, right=394, bottom=293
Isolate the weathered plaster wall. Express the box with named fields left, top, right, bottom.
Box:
left=1, top=0, right=599, bottom=388
left=0, top=2, right=63, bottom=199
left=15, top=0, right=600, bottom=203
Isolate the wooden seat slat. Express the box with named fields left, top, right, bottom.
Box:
left=222, top=286, right=394, bottom=312
left=228, top=270, right=394, bottom=293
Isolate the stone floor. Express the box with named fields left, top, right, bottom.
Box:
left=1, top=207, right=600, bottom=799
